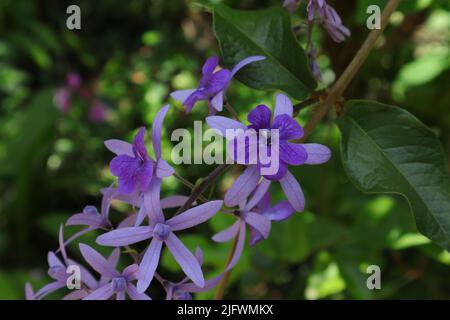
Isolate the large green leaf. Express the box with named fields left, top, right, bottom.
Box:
left=212, top=4, right=316, bottom=100
left=338, top=100, right=450, bottom=250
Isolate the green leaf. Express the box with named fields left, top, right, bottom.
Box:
left=338, top=100, right=450, bottom=250
left=212, top=4, right=316, bottom=100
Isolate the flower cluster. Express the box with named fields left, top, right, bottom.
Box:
left=54, top=72, right=109, bottom=123
left=27, top=54, right=331, bottom=300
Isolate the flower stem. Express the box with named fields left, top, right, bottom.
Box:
left=300, top=0, right=400, bottom=142
left=214, top=235, right=238, bottom=300
left=173, top=173, right=209, bottom=203
left=175, top=164, right=230, bottom=215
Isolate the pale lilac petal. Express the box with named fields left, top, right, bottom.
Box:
left=279, top=141, right=307, bottom=165
left=25, top=283, right=35, bottom=300
left=258, top=192, right=271, bottom=212
left=167, top=200, right=223, bottom=231
left=224, top=165, right=260, bottom=207
left=104, top=188, right=142, bottom=207
left=137, top=238, right=163, bottom=293
left=245, top=179, right=271, bottom=211
left=79, top=243, right=119, bottom=278
left=63, top=289, right=89, bottom=300
left=210, top=91, right=223, bottom=111
left=303, top=143, right=332, bottom=164
left=96, top=227, right=153, bottom=247
left=47, top=251, right=64, bottom=268
left=143, top=178, right=165, bottom=224
left=104, top=139, right=133, bottom=156
left=118, top=214, right=137, bottom=228
left=279, top=170, right=305, bottom=212
left=66, top=213, right=103, bottom=227
left=101, top=187, right=116, bottom=219
left=161, top=195, right=189, bottom=209
left=127, top=284, right=151, bottom=300
left=166, top=233, right=205, bottom=288
left=34, top=281, right=66, bottom=300
left=177, top=274, right=223, bottom=293
left=83, top=283, right=115, bottom=300
left=194, top=247, right=203, bottom=266
left=244, top=211, right=271, bottom=239
left=170, top=89, right=196, bottom=102
left=123, top=264, right=140, bottom=281
left=71, top=261, right=98, bottom=290
left=116, top=291, right=125, bottom=300
left=58, top=225, right=68, bottom=265
left=156, top=159, right=174, bottom=178
left=212, top=220, right=240, bottom=243
left=152, top=105, right=169, bottom=159
left=274, top=93, right=293, bottom=118
left=231, top=56, right=266, bottom=77
left=265, top=201, right=295, bottom=221
left=206, top=116, right=247, bottom=137
left=226, top=223, right=246, bottom=271
left=99, top=248, right=121, bottom=286
left=134, top=206, right=147, bottom=227
left=249, top=228, right=264, bottom=246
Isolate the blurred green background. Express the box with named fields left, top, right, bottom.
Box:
left=0, top=0, right=450, bottom=299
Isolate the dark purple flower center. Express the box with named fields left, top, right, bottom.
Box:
left=111, top=277, right=127, bottom=292
left=154, top=223, right=171, bottom=241
left=174, top=290, right=192, bottom=300
left=83, top=205, right=98, bottom=215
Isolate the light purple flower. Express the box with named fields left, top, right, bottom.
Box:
left=105, top=105, right=174, bottom=202
left=307, top=0, right=350, bottom=43
left=170, top=56, right=265, bottom=114
left=96, top=200, right=223, bottom=293
left=54, top=87, right=71, bottom=113
left=163, top=248, right=223, bottom=300
left=212, top=188, right=273, bottom=270
left=64, top=188, right=115, bottom=245
left=207, top=93, right=331, bottom=211
left=249, top=192, right=295, bottom=246
left=26, top=226, right=112, bottom=300
left=79, top=243, right=151, bottom=300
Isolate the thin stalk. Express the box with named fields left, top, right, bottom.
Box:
left=214, top=235, right=238, bottom=300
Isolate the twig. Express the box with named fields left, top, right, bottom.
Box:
left=174, top=164, right=230, bottom=215
left=173, top=173, right=209, bottom=203
left=214, top=235, right=238, bottom=300
left=300, top=0, right=401, bottom=142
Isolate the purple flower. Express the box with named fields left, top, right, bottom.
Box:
left=212, top=188, right=273, bottom=270
left=307, top=0, right=350, bottom=43
left=26, top=226, right=114, bottom=300
left=170, top=56, right=265, bottom=114
left=79, top=243, right=151, bottom=300
left=89, top=101, right=108, bottom=123
left=66, top=72, right=82, bottom=90
left=207, top=94, right=331, bottom=211
left=54, top=87, right=71, bottom=113
left=105, top=105, right=174, bottom=198
left=64, top=188, right=115, bottom=245
left=248, top=192, right=295, bottom=246
left=108, top=127, right=153, bottom=195
left=96, top=200, right=223, bottom=293
left=308, top=46, right=322, bottom=80
left=163, top=248, right=223, bottom=300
